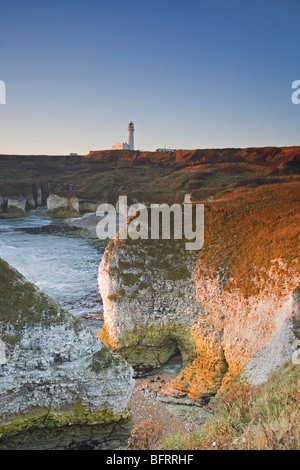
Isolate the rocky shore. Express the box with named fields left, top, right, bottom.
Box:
left=16, top=211, right=108, bottom=252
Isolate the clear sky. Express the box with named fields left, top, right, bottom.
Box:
left=0, top=0, right=300, bottom=155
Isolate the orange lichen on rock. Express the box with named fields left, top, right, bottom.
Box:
left=97, top=322, right=118, bottom=351
left=172, top=182, right=300, bottom=397
left=196, top=181, right=300, bottom=298
left=171, top=318, right=228, bottom=399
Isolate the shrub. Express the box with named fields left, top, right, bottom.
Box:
left=128, top=420, right=163, bottom=450
left=161, top=362, right=300, bottom=450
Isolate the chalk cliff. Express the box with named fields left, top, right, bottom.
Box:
left=98, top=182, right=300, bottom=399
left=0, top=183, right=47, bottom=215
left=47, top=193, right=80, bottom=217
left=98, top=231, right=201, bottom=377
left=0, top=258, right=134, bottom=450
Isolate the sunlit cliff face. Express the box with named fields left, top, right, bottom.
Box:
left=97, top=182, right=300, bottom=399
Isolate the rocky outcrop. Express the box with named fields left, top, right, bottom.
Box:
left=98, top=233, right=201, bottom=377
left=47, top=193, right=80, bottom=218
left=0, top=258, right=134, bottom=450
left=97, top=233, right=230, bottom=396
left=7, top=196, right=26, bottom=212
left=79, top=200, right=99, bottom=214
left=98, top=182, right=300, bottom=399
left=0, top=183, right=48, bottom=215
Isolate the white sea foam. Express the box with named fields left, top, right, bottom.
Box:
left=0, top=215, right=102, bottom=316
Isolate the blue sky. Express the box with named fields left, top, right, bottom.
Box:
left=0, top=0, right=300, bottom=154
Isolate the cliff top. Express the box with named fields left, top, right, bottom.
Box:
left=0, top=146, right=299, bottom=203
left=196, top=181, right=300, bottom=297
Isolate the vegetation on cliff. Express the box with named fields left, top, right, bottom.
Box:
left=0, top=258, right=72, bottom=331
left=0, top=147, right=299, bottom=213
left=162, top=361, right=300, bottom=450
left=196, top=181, right=300, bottom=297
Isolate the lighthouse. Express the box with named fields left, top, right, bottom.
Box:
left=127, top=121, right=134, bottom=150
left=112, top=121, right=135, bottom=150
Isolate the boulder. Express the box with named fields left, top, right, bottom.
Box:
left=7, top=196, right=26, bottom=212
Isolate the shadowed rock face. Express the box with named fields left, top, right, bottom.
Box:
left=0, top=258, right=134, bottom=450
left=98, top=182, right=300, bottom=399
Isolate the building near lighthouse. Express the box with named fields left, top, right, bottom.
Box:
left=112, top=121, right=134, bottom=150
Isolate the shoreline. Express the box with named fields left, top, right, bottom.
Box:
left=12, top=209, right=109, bottom=252
left=128, top=369, right=214, bottom=449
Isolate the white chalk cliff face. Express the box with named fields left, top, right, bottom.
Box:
left=98, top=184, right=300, bottom=399
left=7, top=196, right=27, bottom=212
left=0, top=185, right=46, bottom=214
left=98, top=241, right=300, bottom=399
left=177, top=264, right=300, bottom=395
left=0, top=258, right=134, bottom=450
left=47, top=193, right=80, bottom=216
left=98, top=232, right=202, bottom=378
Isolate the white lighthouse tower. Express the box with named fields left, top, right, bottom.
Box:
left=127, top=121, right=134, bottom=150
left=112, top=121, right=135, bottom=150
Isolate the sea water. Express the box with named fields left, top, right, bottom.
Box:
left=0, top=214, right=102, bottom=317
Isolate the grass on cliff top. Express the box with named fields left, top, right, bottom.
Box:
left=0, top=148, right=299, bottom=205
left=161, top=361, right=300, bottom=450
left=0, top=258, right=78, bottom=331
left=196, top=181, right=300, bottom=297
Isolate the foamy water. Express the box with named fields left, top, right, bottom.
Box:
left=0, top=214, right=102, bottom=317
